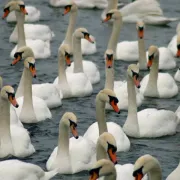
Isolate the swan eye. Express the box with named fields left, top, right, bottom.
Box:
left=138, top=27, right=144, bottom=31
left=106, top=54, right=113, bottom=60
left=28, top=62, right=35, bottom=69
left=106, top=13, right=112, bottom=18
left=69, top=119, right=77, bottom=127
left=6, top=91, right=15, bottom=98
left=82, top=32, right=89, bottom=38
left=65, top=51, right=71, bottom=58
left=108, top=95, right=119, bottom=104
left=19, top=5, right=25, bottom=9
left=133, top=166, right=143, bottom=177
left=3, top=7, right=10, bottom=12
left=107, top=143, right=117, bottom=153
left=89, top=167, right=101, bottom=176
left=177, top=44, right=180, bottom=50
left=131, top=70, right=139, bottom=79
left=148, top=54, right=154, bottom=60
left=64, top=5, right=72, bottom=10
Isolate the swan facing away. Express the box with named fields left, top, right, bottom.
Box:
left=65, top=27, right=100, bottom=84
left=62, top=1, right=97, bottom=55
left=140, top=46, right=178, bottom=98
left=12, top=46, right=63, bottom=109
left=0, top=85, right=35, bottom=158
left=0, top=160, right=58, bottom=180
left=46, top=112, right=96, bottom=174
left=84, top=89, right=130, bottom=152
left=123, top=64, right=179, bottom=138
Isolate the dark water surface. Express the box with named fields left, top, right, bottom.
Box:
left=0, top=0, right=180, bottom=179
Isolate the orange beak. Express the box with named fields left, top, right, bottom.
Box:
left=65, top=55, right=71, bottom=66
left=11, top=55, right=21, bottom=65
left=102, top=14, right=111, bottom=22
left=135, top=173, right=143, bottom=180
left=70, top=125, right=79, bottom=139
left=133, top=76, right=140, bottom=88
left=64, top=6, right=71, bottom=15
left=176, top=49, right=180, bottom=57
left=2, top=9, right=10, bottom=19
left=84, top=34, right=94, bottom=43
left=106, top=57, right=113, bottom=68
left=20, top=7, right=28, bottom=15
left=8, top=95, right=19, bottom=108
left=110, top=100, right=120, bottom=114
left=89, top=172, right=99, bottom=180
left=138, top=30, right=144, bottom=39
left=108, top=148, right=117, bottom=164
left=29, top=66, right=36, bottom=78
left=147, top=59, right=153, bottom=69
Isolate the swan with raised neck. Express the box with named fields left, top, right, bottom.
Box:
left=0, top=85, right=19, bottom=158
left=89, top=159, right=116, bottom=180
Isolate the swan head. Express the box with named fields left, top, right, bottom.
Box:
left=147, top=45, right=159, bottom=69
left=176, top=33, right=180, bottom=57
left=61, top=112, right=78, bottom=139
left=136, top=21, right=145, bottom=39
left=97, top=132, right=117, bottom=164
left=24, top=57, right=36, bottom=78
left=97, top=89, right=120, bottom=114
left=102, top=9, right=122, bottom=23
left=89, top=159, right=115, bottom=180
left=63, top=0, right=78, bottom=15
left=2, top=1, right=28, bottom=19
left=73, top=28, right=94, bottom=44
left=1, top=85, right=19, bottom=108
left=59, top=44, right=71, bottom=66
left=127, top=64, right=140, bottom=88
left=133, top=154, right=161, bottom=180
left=105, top=49, right=114, bottom=69
left=11, top=46, right=34, bottom=66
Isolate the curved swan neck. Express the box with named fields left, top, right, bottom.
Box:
left=105, top=65, right=114, bottom=90
left=107, top=19, right=122, bottom=58
left=138, top=38, right=147, bottom=69
left=96, top=95, right=108, bottom=135
left=57, top=121, right=69, bottom=157
left=15, top=11, right=26, bottom=49
left=148, top=161, right=162, bottom=180
left=104, top=169, right=116, bottom=180
left=96, top=142, right=108, bottom=161
left=64, top=11, right=77, bottom=53
left=73, top=36, right=83, bottom=73
left=16, top=70, right=25, bottom=98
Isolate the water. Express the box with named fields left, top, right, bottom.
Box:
left=0, top=0, right=180, bottom=179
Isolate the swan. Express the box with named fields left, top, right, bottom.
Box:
left=6, top=5, right=40, bottom=22
left=102, top=0, right=178, bottom=25
left=133, top=154, right=180, bottom=180
left=54, top=42, right=93, bottom=97
left=12, top=46, right=63, bottom=109
left=49, top=0, right=107, bottom=9
left=140, top=46, right=178, bottom=98
left=46, top=112, right=96, bottom=174
left=104, top=49, right=143, bottom=110
left=65, top=27, right=100, bottom=84
left=11, top=56, right=52, bottom=123
left=62, top=1, right=96, bottom=55
left=0, top=85, right=35, bottom=158
left=0, top=160, right=58, bottom=180
left=123, top=64, right=179, bottom=138
left=174, top=68, right=180, bottom=82
left=3, top=1, right=51, bottom=59
left=84, top=89, right=130, bottom=152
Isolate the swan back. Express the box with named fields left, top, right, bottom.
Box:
left=89, top=159, right=116, bottom=179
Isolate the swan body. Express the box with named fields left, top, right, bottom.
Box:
left=10, top=24, right=54, bottom=43
left=174, top=68, right=180, bottom=82
left=6, top=6, right=40, bottom=22
left=46, top=112, right=96, bottom=174
left=166, top=162, right=180, bottom=180
left=13, top=46, right=62, bottom=108
left=84, top=89, right=130, bottom=152
left=123, top=64, right=179, bottom=138
left=0, top=160, right=58, bottom=180
left=49, top=0, right=107, bottom=9
left=140, top=46, right=178, bottom=98
left=0, top=85, right=35, bottom=158
left=62, top=1, right=97, bottom=55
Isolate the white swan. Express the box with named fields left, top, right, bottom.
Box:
left=62, top=1, right=96, bottom=55
left=140, top=46, right=178, bottom=98
left=49, top=0, right=107, bottom=9
left=65, top=27, right=100, bottom=84
left=12, top=46, right=62, bottom=109
left=174, top=68, right=180, bottom=82
left=84, top=89, right=130, bottom=152
left=11, top=56, right=52, bottom=123
left=0, top=160, right=58, bottom=180
left=104, top=49, right=143, bottom=110
left=0, top=85, right=35, bottom=158
left=3, top=1, right=51, bottom=59
left=46, top=112, right=96, bottom=174
left=102, top=0, right=178, bottom=25
left=6, top=5, right=40, bottom=22
left=123, top=64, right=179, bottom=138
left=133, top=154, right=179, bottom=180
left=54, top=42, right=93, bottom=97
